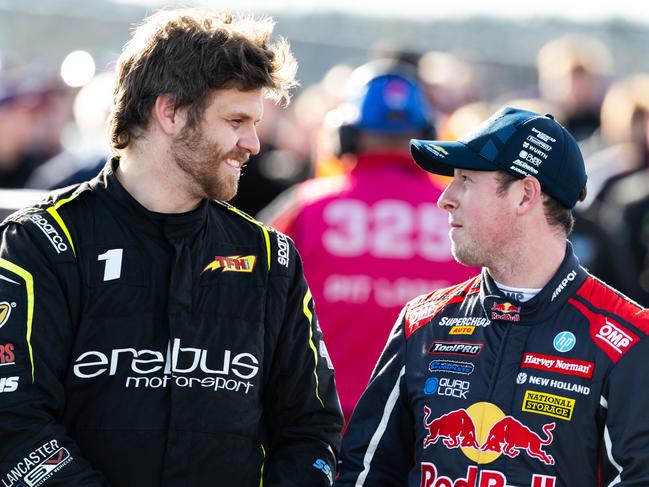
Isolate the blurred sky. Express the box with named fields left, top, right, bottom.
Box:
left=114, top=0, right=649, bottom=25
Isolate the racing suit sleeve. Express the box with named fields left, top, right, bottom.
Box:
left=600, top=334, right=649, bottom=485
left=262, top=236, right=344, bottom=486
left=334, top=308, right=414, bottom=486
left=0, top=222, right=109, bottom=485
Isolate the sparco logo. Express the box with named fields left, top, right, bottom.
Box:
left=428, top=341, right=484, bottom=356
left=73, top=338, right=259, bottom=394
left=551, top=270, right=577, bottom=301
left=29, top=215, right=68, bottom=253
left=276, top=232, right=290, bottom=267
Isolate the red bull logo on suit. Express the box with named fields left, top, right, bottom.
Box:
left=422, top=402, right=555, bottom=466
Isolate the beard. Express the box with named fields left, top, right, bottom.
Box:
left=171, top=124, right=249, bottom=202
left=451, top=239, right=489, bottom=268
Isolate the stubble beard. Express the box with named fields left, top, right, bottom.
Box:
left=171, top=125, right=249, bottom=202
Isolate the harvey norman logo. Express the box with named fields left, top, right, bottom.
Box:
left=521, top=353, right=594, bottom=379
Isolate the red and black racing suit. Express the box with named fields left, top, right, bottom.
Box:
left=336, top=244, right=649, bottom=486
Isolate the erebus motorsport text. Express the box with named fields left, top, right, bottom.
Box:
left=73, top=338, right=259, bottom=394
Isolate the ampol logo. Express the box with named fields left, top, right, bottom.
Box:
left=202, top=255, right=256, bottom=274
left=0, top=301, right=14, bottom=329
left=422, top=402, right=555, bottom=465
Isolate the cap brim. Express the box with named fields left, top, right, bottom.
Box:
left=410, top=139, right=496, bottom=176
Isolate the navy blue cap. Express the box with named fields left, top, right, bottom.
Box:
left=341, top=73, right=431, bottom=134
left=410, top=107, right=587, bottom=208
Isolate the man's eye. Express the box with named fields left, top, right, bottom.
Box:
left=230, top=119, right=242, bottom=127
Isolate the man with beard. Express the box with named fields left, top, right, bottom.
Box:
left=0, top=9, right=342, bottom=487
left=335, top=107, right=649, bottom=486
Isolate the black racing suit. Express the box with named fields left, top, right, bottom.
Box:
left=0, top=160, right=343, bottom=486
left=336, top=244, right=649, bottom=486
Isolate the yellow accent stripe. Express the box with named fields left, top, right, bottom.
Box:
left=303, top=289, right=325, bottom=408
left=227, top=207, right=271, bottom=270
left=0, top=259, right=35, bottom=382
left=259, top=444, right=266, bottom=487
left=46, top=197, right=77, bottom=256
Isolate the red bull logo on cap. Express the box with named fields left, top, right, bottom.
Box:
left=202, top=255, right=256, bottom=274
left=491, top=302, right=521, bottom=322
left=422, top=401, right=555, bottom=466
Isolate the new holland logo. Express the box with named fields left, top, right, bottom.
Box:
left=0, top=302, right=14, bottom=329
left=202, top=255, right=256, bottom=274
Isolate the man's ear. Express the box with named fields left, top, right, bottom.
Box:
left=153, top=93, right=187, bottom=136
left=517, top=176, right=543, bottom=215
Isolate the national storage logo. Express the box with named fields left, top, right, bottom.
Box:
left=522, top=390, right=575, bottom=421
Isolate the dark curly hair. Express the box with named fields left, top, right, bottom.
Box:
left=109, top=9, right=298, bottom=153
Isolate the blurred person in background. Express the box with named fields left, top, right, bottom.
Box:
left=537, top=34, right=612, bottom=142
left=26, top=71, right=115, bottom=189
left=584, top=74, right=649, bottom=305
left=0, top=71, right=72, bottom=187
left=417, top=50, right=480, bottom=133
left=259, top=59, right=477, bottom=422
left=0, top=9, right=343, bottom=486
left=582, top=74, right=649, bottom=213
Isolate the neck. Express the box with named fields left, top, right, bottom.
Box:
left=116, top=141, right=202, bottom=214
left=486, top=235, right=566, bottom=289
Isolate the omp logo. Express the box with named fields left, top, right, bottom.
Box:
left=0, top=302, right=15, bottom=329
left=595, top=318, right=637, bottom=355
left=0, top=376, right=19, bottom=393
left=28, top=215, right=68, bottom=254
left=202, top=255, right=256, bottom=273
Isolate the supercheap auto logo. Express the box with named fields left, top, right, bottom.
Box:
left=422, top=402, right=555, bottom=466
left=202, top=255, right=256, bottom=273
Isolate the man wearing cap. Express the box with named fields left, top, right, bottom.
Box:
left=335, top=107, right=649, bottom=486
left=259, top=60, right=476, bottom=423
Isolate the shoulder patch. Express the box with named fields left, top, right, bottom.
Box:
left=25, top=211, right=72, bottom=256
left=404, top=275, right=482, bottom=339
left=569, top=276, right=649, bottom=363
left=213, top=201, right=273, bottom=271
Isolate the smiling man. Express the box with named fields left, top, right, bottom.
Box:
left=335, top=107, right=649, bottom=486
left=0, top=9, right=342, bottom=487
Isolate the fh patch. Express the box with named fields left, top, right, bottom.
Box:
left=202, top=255, right=256, bottom=274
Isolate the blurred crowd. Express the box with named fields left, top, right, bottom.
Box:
left=1, top=32, right=648, bottom=312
